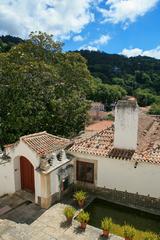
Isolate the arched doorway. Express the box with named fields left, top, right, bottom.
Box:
left=20, top=156, right=35, bottom=193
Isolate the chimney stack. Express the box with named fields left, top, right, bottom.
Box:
left=114, top=98, right=139, bottom=150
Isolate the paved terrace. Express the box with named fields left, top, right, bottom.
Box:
left=0, top=203, right=122, bottom=240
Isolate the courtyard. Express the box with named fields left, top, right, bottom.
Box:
left=0, top=193, right=122, bottom=240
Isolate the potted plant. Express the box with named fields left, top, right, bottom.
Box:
left=101, top=217, right=112, bottom=238
left=77, top=210, right=90, bottom=230
left=123, top=225, right=136, bottom=240
left=64, top=206, right=76, bottom=223
left=73, top=190, right=87, bottom=208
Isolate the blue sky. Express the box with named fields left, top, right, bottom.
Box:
left=0, top=0, right=160, bottom=58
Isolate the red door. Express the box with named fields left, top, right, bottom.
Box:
left=20, top=156, right=35, bottom=193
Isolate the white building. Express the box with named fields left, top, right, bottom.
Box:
left=0, top=132, right=74, bottom=208
left=1, top=98, right=160, bottom=210
left=69, top=99, right=160, bottom=205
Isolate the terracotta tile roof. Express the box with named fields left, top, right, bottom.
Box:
left=21, top=131, right=70, bottom=156
left=70, top=126, right=114, bottom=157
left=69, top=114, right=160, bottom=165
left=108, top=148, right=135, bottom=160
left=85, top=120, right=113, bottom=133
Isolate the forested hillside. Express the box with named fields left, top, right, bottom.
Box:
left=0, top=35, right=24, bottom=52
left=77, top=50, right=160, bottom=113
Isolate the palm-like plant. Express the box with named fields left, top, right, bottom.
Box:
left=73, top=190, right=87, bottom=208
left=64, top=206, right=76, bottom=223
left=101, top=217, right=112, bottom=238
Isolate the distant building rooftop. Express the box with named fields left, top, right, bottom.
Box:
left=85, top=120, right=113, bottom=133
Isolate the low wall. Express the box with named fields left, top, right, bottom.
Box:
left=74, top=184, right=160, bottom=214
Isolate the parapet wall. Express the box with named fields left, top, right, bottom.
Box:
left=75, top=184, right=160, bottom=214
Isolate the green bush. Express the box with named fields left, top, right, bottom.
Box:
left=149, top=103, right=160, bottom=115
left=77, top=210, right=90, bottom=223
left=101, top=217, right=112, bottom=231
left=105, top=114, right=115, bottom=121
left=134, top=88, right=156, bottom=107
left=123, top=225, right=136, bottom=239
left=143, top=232, right=160, bottom=240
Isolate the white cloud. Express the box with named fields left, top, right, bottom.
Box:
left=73, top=35, right=84, bottom=42
left=0, top=0, right=94, bottom=39
left=98, top=0, right=159, bottom=26
left=79, top=45, right=98, bottom=51
left=79, top=34, right=110, bottom=51
left=92, top=34, right=111, bottom=45
left=120, top=46, right=160, bottom=59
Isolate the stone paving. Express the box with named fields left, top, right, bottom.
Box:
left=0, top=203, right=123, bottom=240
left=0, top=192, right=45, bottom=224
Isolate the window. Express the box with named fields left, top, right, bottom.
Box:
left=76, top=161, right=94, bottom=183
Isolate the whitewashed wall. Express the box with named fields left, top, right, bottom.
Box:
left=72, top=152, right=160, bottom=199
left=98, top=156, right=160, bottom=198
left=0, top=160, right=15, bottom=196
left=4, top=141, right=41, bottom=203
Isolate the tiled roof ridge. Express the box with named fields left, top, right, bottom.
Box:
left=21, top=131, right=70, bottom=143
left=21, top=131, right=47, bottom=140
left=46, top=132, right=70, bottom=142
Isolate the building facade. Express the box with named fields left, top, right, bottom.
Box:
left=69, top=99, right=160, bottom=209
left=0, top=132, right=74, bottom=208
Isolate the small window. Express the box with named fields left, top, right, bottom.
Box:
left=76, top=161, right=94, bottom=183
left=57, top=152, right=62, bottom=161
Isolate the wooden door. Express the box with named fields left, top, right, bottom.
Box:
left=20, top=156, right=35, bottom=193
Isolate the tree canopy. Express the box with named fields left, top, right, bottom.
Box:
left=0, top=32, right=92, bottom=145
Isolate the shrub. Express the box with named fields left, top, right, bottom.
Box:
left=149, top=103, right=160, bottom=115
left=77, top=210, right=90, bottom=223
left=101, top=217, right=112, bottom=231
left=143, top=232, right=159, bottom=240
left=73, top=190, right=87, bottom=202
left=123, top=225, right=136, bottom=239
left=64, top=206, right=76, bottom=219
left=105, top=114, right=114, bottom=121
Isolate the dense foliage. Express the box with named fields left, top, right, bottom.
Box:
left=0, top=34, right=159, bottom=145
left=0, top=32, right=92, bottom=145
left=88, top=77, right=127, bottom=110
left=78, top=50, right=160, bottom=112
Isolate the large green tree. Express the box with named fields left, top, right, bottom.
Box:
left=0, top=32, right=92, bottom=145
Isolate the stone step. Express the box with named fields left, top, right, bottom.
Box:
left=0, top=219, right=31, bottom=240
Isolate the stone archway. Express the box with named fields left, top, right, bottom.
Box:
left=20, top=156, right=35, bottom=193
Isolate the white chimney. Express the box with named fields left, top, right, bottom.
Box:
left=114, top=98, right=139, bottom=150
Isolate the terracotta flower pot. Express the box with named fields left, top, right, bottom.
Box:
left=78, top=200, right=85, bottom=208
left=103, top=230, right=109, bottom=238
left=80, top=222, right=87, bottom=229
left=66, top=217, right=72, bottom=224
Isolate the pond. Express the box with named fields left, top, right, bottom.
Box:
left=85, top=198, right=160, bottom=235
